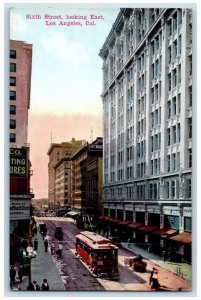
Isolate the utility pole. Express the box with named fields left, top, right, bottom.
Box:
left=90, top=126, right=93, bottom=143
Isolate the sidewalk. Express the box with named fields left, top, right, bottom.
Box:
left=121, top=242, right=192, bottom=281
left=12, top=232, right=66, bottom=292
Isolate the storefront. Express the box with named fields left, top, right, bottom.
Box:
left=152, top=228, right=179, bottom=254
left=170, top=232, right=192, bottom=263
left=137, top=224, right=159, bottom=248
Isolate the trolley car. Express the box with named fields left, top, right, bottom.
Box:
left=75, top=231, right=119, bottom=276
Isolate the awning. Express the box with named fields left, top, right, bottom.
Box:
left=153, top=228, right=179, bottom=238
left=97, top=216, right=120, bottom=223
left=107, top=218, right=121, bottom=224
left=138, top=225, right=158, bottom=232
left=127, top=222, right=144, bottom=229
left=98, top=216, right=111, bottom=221
left=117, top=220, right=133, bottom=226
left=67, top=211, right=80, bottom=216
left=170, top=232, right=192, bottom=244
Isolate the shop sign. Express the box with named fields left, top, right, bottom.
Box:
left=10, top=148, right=28, bottom=177
left=10, top=200, right=30, bottom=220
left=88, top=144, right=103, bottom=151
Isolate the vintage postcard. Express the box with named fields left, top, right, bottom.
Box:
left=9, top=5, right=193, bottom=293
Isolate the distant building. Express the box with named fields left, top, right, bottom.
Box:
left=47, top=138, right=86, bottom=210
left=31, top=198, right=49, bottom=211
left=99, top=9, right=192, bottom=262
left=54, top=158, right=73, bottom=208
left=71, top=137, right=103, bottom=216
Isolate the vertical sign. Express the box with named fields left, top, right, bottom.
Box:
left=10, top=148, right=28, bottom=177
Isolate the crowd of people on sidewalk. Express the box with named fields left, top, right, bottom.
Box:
left=10, top=217, right=52, bottom=291
left=27, top=279, right=49, bottom=291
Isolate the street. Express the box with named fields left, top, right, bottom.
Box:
left=34, top=216, right=191, bottom=292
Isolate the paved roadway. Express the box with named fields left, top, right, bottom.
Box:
left=35, top=216, right=191, bottom=292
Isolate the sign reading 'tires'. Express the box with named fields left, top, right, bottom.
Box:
left=10, top=148, right=28, bottom=177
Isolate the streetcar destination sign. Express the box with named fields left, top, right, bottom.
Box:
left=10, top=148, right=28, bottom=177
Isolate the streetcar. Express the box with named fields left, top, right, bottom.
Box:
left=75, top=231, right=119, bottom=277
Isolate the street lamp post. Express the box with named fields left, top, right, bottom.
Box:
left=23, top=245, right=37, bottom=285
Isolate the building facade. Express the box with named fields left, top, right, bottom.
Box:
left=99, top=9, right=192, bottom=261
left=10, top=40, right=32, bottom=147
left=9, top=40, right=34, bottom=265
left=71, top=137, right=103, bottom=216
left=54, top=158, right=73, bottom=208
left=47, top=139, right=86, bottom=210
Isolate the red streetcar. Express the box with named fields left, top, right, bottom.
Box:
left=75, top=231, right=119, bottom=276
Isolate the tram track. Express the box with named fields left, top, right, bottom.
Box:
left=36, top=217, right=150, bottom=291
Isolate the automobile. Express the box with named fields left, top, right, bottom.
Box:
left=55, top=226, right=63, bottom=240
left=39, top=222, right=47, bottom=233
left=132, top=255, right=147, bottom=272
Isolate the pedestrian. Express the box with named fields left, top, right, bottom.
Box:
left=162, top=250, right=167, bottom=263
left=33, top=226, right=38, bottom=236
left=149, top=267, right=160, bottom=290
left=57, top=242, right=63, bottom=258
left=33, top=280, right=40, bottom=290
left=17, top=263, right=23, bottom=283
left=41, top=278, right=49, bottom=290
left=167, top=248, right=172, bottom=262
left=50, top=245, right=55, bottom=255
left=27, top=282, right=34, bottom=290
left=44, top=239, right=48, bottom=252
left=10, top=265, right=16, bottom=287
left=34, top=238, right=38, bottom=251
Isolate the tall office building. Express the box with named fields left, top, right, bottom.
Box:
left=10, top=40, right=32, bottom=147
left=99, top=9, right=192, bottom=261
left=71, top=137, right=103, bottom=216
left=47, top=139, right=86, bottom=210
left=9, top=40, right=33, bottom=264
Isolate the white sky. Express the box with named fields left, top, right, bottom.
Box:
left=10, top=8, right=120, bottom=116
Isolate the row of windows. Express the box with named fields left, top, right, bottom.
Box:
left=104, top=179, right=191, bottom=200
left=106, top=119, right=191, bottom=159
left=105, top=146, right=192, bottom=175
left=103, top=9, right=189, bottom=91
left=106, top=80, right=191, bottom=120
